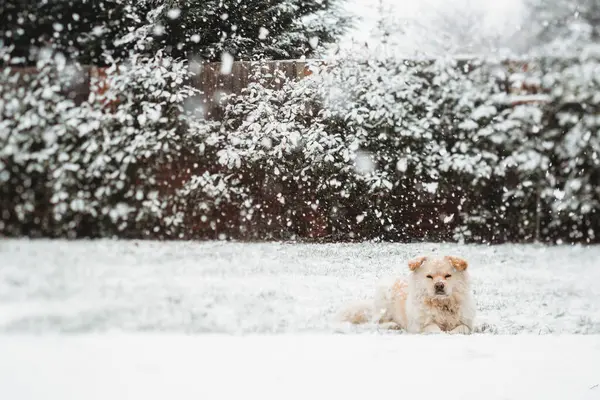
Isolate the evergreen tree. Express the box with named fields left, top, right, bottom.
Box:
left=118, top=0, right=351, bottom=61
left=1, top=0, right=349, bottom=65
left=0, top=0, right=138, bottom=66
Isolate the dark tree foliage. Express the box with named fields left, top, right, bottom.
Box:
left=0, top=0, right=350, bottom=65
left=125, top=0, right=350, bottom=61
left=0, top=0, right=138, bottom=66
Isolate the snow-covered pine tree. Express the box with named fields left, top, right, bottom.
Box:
left=173, top=62, right=348, bottom=240
left=51, top=51, right=209, bottom=238
left=116, top=0, right=351, bottom=61
left=0, top=47, right=91, bottom=236
left=445, top=59, right=547, bottom=243
left=0, top=44, right=210, bottom=238
left=541, top=53, right=600, bottom=242
left=0, top=0, right=139, bottom=66
left=450, top=53, right=600, bottom=244
left=317, top=54, right=497, bottom=241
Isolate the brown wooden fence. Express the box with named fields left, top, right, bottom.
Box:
left=7, top=58, right=547, bottom=120
left=190, top=60, right=314, bottom=119
left=7, top=60, right=316, bottom=119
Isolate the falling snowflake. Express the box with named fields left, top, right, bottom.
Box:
left=258, top=27, right=269, bottom=40
left=396, top=158, right=408, bottom=172
left=153, top=24, right=165, bottom=36
left=167, top=8, right=181, bottom=20
left=423, top=182, right=438, bottom=194
left=354, top=151, right=375, bottom=175
left=220, top=52, right=234, bottom=74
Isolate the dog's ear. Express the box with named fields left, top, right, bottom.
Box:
left=445, top=256, right=468, bottom=271
left=408, top=256, right=427, bottom=271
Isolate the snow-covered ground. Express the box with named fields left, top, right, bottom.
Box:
left=1, top=334, right=599, bottom=400
left=1, top=240, right=600, bottom=399
left=1, top=240, right=600, bottom=334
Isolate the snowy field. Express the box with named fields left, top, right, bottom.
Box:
left=1, top=240, right=600, bottom=399
left=2, top=240, right=600, bottom=334
left=1, top=335, right=599, bottom=400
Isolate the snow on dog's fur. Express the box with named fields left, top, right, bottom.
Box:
left=341, top=255, right=475, bottom=334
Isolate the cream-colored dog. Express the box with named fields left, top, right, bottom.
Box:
left=342, top=255, right=475, bottom=334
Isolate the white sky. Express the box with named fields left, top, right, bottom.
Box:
left=339, top=0, right=526, bottom=54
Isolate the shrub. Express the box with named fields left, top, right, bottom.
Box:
left=0, top=49, right=210, bottom=237
left=0, top=49, right=91, bottom=236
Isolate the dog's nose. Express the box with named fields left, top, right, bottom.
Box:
left=434, top=282, right=445, bottom=292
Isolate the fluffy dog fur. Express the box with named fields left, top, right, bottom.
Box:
left=341, top=255, right=475, bottom=334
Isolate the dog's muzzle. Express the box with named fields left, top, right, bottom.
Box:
left=434, top=282, right=445, bottom=294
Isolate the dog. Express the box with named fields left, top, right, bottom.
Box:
left=342, top=255, right=475, bottom=334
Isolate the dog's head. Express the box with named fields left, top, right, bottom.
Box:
left=408, top=255, right=469, bottom=298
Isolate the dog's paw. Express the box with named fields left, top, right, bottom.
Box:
left=449, top=325, right=472, bottom=335
left=379, top=322, right=402, bottom=331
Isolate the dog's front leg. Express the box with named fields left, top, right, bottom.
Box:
left=449, top=324, right=471, bottom=335
left=422, top=324, right=442, bottom=334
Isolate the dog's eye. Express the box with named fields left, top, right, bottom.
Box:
left=445, top=274, right=452, bottom=279
left=426, top=275, right=433, bottom=279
